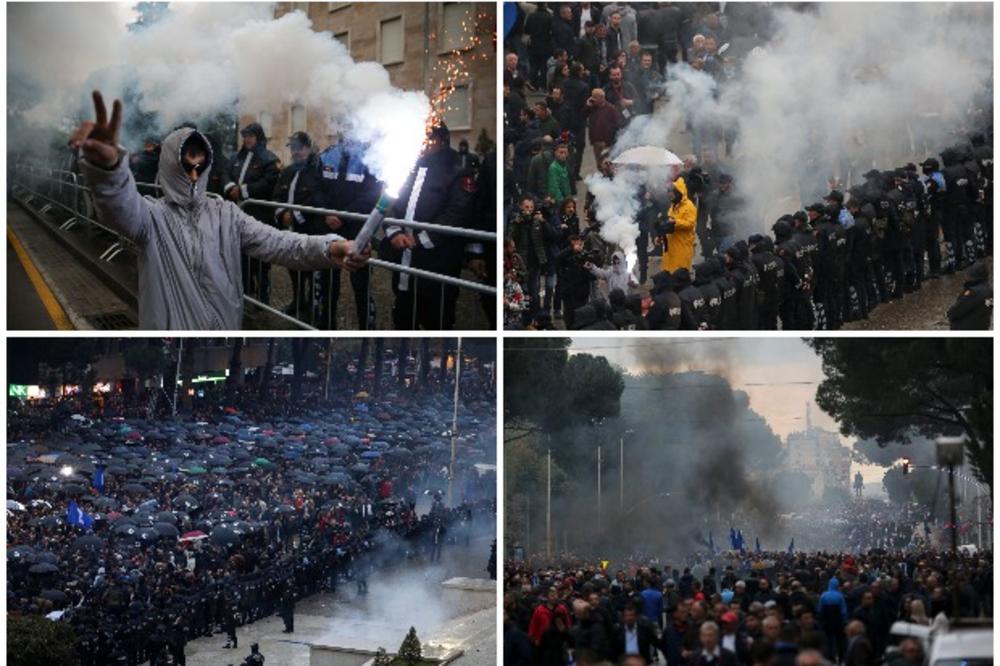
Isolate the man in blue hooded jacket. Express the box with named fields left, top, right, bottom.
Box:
left=817, top=577, right=848, bottom=663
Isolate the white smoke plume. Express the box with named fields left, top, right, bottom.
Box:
left=587, top=2, right=993, bottom=249
left=7, top=3, right=431, bottom=190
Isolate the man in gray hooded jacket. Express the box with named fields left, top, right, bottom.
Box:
left=68, top=91, right=367, bottom=330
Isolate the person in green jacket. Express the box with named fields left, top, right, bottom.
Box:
left=527, top=141, right=554, bottom=199
left=547, top=143, right=572, bottom=204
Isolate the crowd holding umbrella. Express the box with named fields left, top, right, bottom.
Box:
left=7, top=374, right=497, bottom=665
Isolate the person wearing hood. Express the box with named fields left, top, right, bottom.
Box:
left=660, top=176, right=697, bottom=273
left=947, top=260, right=992, bottom=330
left=587, top=249, right=637, bottom=297
left=68, top=91, right=365, bottom=330
left=817, top=577, right=848, bottom=663
left=225, top=121, right=282, bottom=304
left=271, top=132, right=337, bottom=326
left=693, top=259, right=723, bottom=329
left=571, top=303, right=614, bottom=330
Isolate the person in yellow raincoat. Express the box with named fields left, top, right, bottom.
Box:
left=660, top=176, right=698, bottom=273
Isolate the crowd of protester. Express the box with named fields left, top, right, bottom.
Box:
left=502, top=3, right=993, bottom=331
left=7, top=373, right=496, bottom=665
left=505, top=541, right=992, bottom=666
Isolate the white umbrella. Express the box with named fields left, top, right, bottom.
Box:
left=612, top=146, right=682, bottom=167
left=7, top=500, right=26, bottom=512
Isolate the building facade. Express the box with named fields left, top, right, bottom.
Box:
left=239, top=2, right=496, bottom=164
left=784, top=407, right=852, bottom=497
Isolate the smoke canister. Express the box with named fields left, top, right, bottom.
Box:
left=351, top=190, right=394, bottom=255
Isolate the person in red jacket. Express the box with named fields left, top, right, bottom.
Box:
left=528, top=585, right=571, bottom=645
left=584, top=88, right=624, bottom=165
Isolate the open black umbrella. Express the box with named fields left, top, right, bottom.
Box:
left=113, top=523, right=139, bottom=538
left=173, top=494, right=199, bottom=510
left=28, top=562, right=59, bottom=574
left=34, top=551, right=58, bottom=564
left=73, top=534, right=104, bottom=549
left=152, top=523, right=179, bottom=538
left=210, top=525, right=240, bottom=546
left=153, top=511, right=177, bottom=524
left=275, top=505, right=297, bottom=515
left=93, top=497, right=120, bottom=510
left=30, top=515, right=63, bottom=529
left=8, top=545, right=36, bottom=561
left=122, top=482, right=147, bottom=493
left=137, top=528, right=159, bottom=542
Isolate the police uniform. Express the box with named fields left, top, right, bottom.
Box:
left=225, top=123, right=282, bottom=304
left=382, top=128, right=477, bottom=330
left=319, top=139, right=382, bottom=329
left=271, top=136, right=330, bottom=324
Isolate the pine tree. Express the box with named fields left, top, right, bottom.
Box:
left=373, top=647, right=392, bottom=666
left=397, top=626, right=422, bottom=665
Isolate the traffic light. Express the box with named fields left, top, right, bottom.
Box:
left=902, top=458, right=911, bottom=475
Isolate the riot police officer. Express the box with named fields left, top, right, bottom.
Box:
left=773, top=219, right=809, bottom=330
left=947, top=261, right=993, bottom=330
left=646, top=271, right=682, bottom=330
left=748, top=234, right=782, bottom=330
left=672, top=267, right=707, bottom=330
left=693, top=259, right=723, bottom=329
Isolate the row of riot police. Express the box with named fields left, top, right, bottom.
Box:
left=661, top=138, right=992, bottom=331
left=221, top=122, right=493, bottom=330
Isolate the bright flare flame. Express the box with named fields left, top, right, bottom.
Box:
left=59, top=465, right=74, bottom=477
left=349, top=90, right=430, bottom=199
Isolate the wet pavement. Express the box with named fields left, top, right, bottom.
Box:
left=186, top=533, right=496, bottom=666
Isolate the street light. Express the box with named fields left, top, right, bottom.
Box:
left=936, top=436, right=964, bottom=619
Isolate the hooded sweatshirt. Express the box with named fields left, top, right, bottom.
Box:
left=79, top=128, right=344, bottom=330
left=589, top=250, right=635, bottom=295
left=817, top=577, right=848, bottom=627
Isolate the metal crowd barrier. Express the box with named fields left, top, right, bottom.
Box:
left=237, top=198, right=496, bottom=330
left=9, top=162, right=496, bottom=330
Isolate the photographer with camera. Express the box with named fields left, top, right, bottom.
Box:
left=508, top=196, right=550, bottom=322
left=556, top=235, right=598, bottom=329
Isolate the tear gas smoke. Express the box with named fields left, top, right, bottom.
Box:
left=587, top=3, right=992, bottom=252
left=7, top=4, right=431, bottom=188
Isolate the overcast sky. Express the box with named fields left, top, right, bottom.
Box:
left=568, top=338, right=889, bottom=484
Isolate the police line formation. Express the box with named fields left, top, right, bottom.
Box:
left=505, top=138, right=993, bottom=331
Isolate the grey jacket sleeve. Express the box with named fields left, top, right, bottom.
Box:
left=78, top=149, right=151, bottom=244
left=237, top=209, right=345, bottom=271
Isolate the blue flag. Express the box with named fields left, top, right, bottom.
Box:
left=737, top=529, right=745, bottom=552
left=729, top=527, right=737, bottom=550
left=755, top=537, right=762, bottom=554
left=67, top=500, right=94, bottom=530
left=788, top=538, right=795, bottom=554
left=92, top=465, right=105, bottom=494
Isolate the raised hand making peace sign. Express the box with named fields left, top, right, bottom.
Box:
left=68, top=90, right=123, bottom=169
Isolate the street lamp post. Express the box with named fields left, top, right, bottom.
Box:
left=936, top=436, right=965, bottom=619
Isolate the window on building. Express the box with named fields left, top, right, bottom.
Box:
left=379, top=16, right=404, bottom=65
left=443, top=83, right=472, bottom=131
left=327, top=2, right=351, bottom=12
left=441, top=3, right=472, bottom=52
left=290, top=104, right=307, bottom=133
left=258, top=111, right=273, bottom=139
left=333, top=29, right=350, bottom=50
